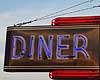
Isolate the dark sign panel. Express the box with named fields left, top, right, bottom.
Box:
left=4, top=25, right=99, bottom=72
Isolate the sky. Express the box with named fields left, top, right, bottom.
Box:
left=0, top=0, right=100, bottom=80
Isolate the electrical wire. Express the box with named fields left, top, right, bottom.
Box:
left=40, top=5, right=100, bottom=20
left=15, top=0, right=99, bottom=26
left=37, top=0, right=94, bottom=20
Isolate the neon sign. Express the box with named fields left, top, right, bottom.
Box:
left=4, top=26, right=99, bottom=72
left=11, top=34, right=90, bottom=60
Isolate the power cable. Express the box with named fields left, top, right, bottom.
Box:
left=15, top=0, right=98, bottom=26
left=40, top=5, right=100, bottom=20
left=37, top=0, right=94, bottom=20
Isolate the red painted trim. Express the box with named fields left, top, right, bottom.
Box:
left=49, top=70, right=99, bottom=79
left=51, top=16, right=100, bottom=26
